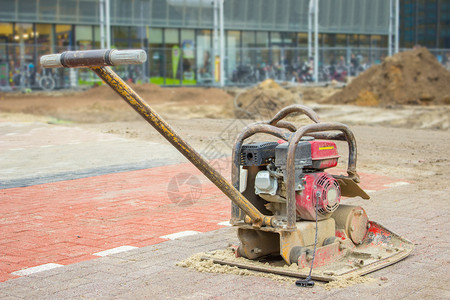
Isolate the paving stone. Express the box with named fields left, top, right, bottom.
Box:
left=372, top=273, right=422, bottom=298
left=0, top=121, right=447, bottom=298
left=409, top=287, right=450, bottom=299
left=0, top=295, right=22, bottom=300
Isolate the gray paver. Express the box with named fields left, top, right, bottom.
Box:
left=1, top=185, right=448, bottom=299
left=409, top=287, right=450, bottom=300
left=1, top=122, right=449, bottom=299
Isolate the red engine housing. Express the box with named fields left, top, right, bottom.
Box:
left=308, top=140, right=339, bottom=169
left=295, top=172, right=341, bottom=221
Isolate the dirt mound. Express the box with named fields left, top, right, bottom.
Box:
left=82, top=83, right=232, bottom=105
left=0, top=83, right=235, bottom=123
left=287, top=85, right=339, bottom=103
left=233, top=79, right=302, bottom=119
left=326, top=47, right=450, bottom=106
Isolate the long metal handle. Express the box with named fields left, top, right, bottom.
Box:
left=92, top=66, right=272, bottom=228
left=39, top=49, right=273, bottom=228
left=40, top=49, right=147, bottom=68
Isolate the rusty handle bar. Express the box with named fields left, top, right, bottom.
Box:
left=40, top=49, right=147, bottom=68
left=268, top=104, right=321, bottom=126
left=39, top=50, right=274, bottom=228
left=92, top=66, right=273, bottom=228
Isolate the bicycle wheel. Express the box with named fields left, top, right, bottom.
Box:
left=39, top=76, right=55, bottom=91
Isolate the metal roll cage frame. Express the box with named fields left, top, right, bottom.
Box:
left=231, top=104, right=360, bottom=231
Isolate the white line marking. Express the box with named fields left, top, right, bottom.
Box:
left=384, top=181, right=410, bottom=188
left=93, top=245, right=138, bottom=257
left=40, top=144, right=55, bottom=148
left=160, top=231, right=200, bottom=240
left=5, top=133, right=18, bottom=136
left=9, top=148, right=25, bottom=151
left=12, top=263, right=63, bottom=276
left=218, top=221, right=231, bottom=226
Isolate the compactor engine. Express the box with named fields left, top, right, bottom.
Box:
left=241, top=139, right=341, bottom=222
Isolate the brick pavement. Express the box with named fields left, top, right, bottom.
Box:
left=0, top=185, right=448, bottom=299
left=1, top=160, right=408, bottom=283
left=0, top=161, right=231, bottom=282
left=2, top=121, right=448, bottom=298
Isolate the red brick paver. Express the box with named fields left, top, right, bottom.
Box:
left=0, top=160, right=406, bottom=282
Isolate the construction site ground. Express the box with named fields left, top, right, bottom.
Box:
left=0, top=85, right=449, bottom=299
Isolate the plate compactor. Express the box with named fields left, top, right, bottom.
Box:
left=41, top=49, right=413, bottom=283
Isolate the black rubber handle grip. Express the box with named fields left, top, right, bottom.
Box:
left=40, top=49, right=147, bottom=68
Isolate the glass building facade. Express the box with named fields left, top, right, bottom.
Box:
left=400, top=0, right=450, bottom=49
left=0, top=0, right=448, bottom=88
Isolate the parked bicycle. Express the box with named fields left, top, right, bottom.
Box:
left=231, top=64, right=258, bottom=84
left=320, top=65, right=348, bottom=83
left=38, top=69, right=56, bottom=90
left=13, top=63, right=55, bottom=91
left=291, top=60, right=314, bottom=83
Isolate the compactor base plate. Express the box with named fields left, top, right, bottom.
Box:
left=201, top=222, right=413, bottom=282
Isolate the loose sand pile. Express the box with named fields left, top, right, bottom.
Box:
left=323, top=275, right=376, bottom=290
left=233, top=79, right=302, bottom=119
left=177, top=248, right=377, bottom=289
left=326, top=47, right=450, bottom=106
left=176, top=250, right=296, bottom=284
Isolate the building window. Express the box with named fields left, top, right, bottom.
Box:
left=36, top=24, right=53, bottom=58
left=55, top=25, right=73, bottom=52
left=336, top=34, right=347, bottom=47
left=0, top=23, right=13, bottom=86
left=75, top=26, right=93, bottom=50
left=13, top=23, right=35, bottom=68
left=181, top=29, right=195, bottom=83
left=197, top=29, right=212, bottom=83
left=349, top=34, right=358, bottom=48
left=297, top=33, right=307, bottom=47
left=165, top=28, right=179, bottom=80
left=323, top=34, right=336, bottom=47
left=0, top=23, right=14, bottom=43
left=255, top=31, right=269, bottom=67
left=242, top=31, right=255, bottom=64
left=148, top=28, right=164, bottom=82
left=112, top=26, right=129, bottom=48
left=226, top=30, right=241, bottom=79
left=359, top=35, right=370, bottom=48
